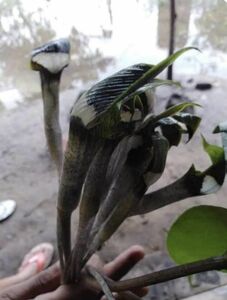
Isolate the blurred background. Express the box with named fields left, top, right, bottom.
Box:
left=0, top=0, right=227, bottom=299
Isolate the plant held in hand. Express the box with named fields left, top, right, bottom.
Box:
left=31, top=40, right=227, bottom=299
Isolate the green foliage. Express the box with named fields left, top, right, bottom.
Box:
left=202, top=135, right=224, bottom=165
left=111, top=48, right=198, bottom=111
left=214, top=121, right=227, bottom=163
left=88, top=47, right=198, bottom=132
left=199, top=136, right=225, bottom=194
left=167, top=205, right=227, bottom=266
left=124, top=79, right=180, bottom=100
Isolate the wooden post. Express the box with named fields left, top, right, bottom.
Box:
left=167, top=0, right=177, bottom=80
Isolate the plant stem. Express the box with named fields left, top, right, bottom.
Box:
left=131, top=166, right=199, bottom=216
left=84, top=254, right=227, bottom=293
left=40, top=71, right=63, bottom=176
left=109, top=254, right=227, bottom=292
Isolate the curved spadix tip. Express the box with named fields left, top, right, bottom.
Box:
left=31, top=38, right=70, bottom=74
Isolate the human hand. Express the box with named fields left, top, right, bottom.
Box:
left=0, top=245, right=147, bottom=300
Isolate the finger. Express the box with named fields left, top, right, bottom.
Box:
left=130, top=287, right=149, bottom=297
left=0, top=263, right=60, bottom=300
left=34, top=281, right=100, bottom=300
left=88, top=254, right=104, bottom=271
left=100, top=285, right=148, bottom=300
left=103, top=245, right=145, bottom=281
left=101, top=290, right=144, bottom=300
left=115, top=291, right=141, bottom=300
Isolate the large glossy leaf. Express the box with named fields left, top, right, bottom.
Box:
left=167, top=205, right=227, bottom=266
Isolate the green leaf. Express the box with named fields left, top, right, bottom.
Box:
left=167, top=205, right=227, bottom=268
left=124, top=79, right=180, bottom=101
left=200, top=136, right=225, bottom=194
left=214, top=121, right=227, bottom=163
left=202, top=135, right=224, bottom=165
left=138, top=47, right=199, bottom=84
left=137, top=102, right=199, bottom=133
left=111, top=47, right=198, bottom=111
left=152, top=102, right=200, bottom=123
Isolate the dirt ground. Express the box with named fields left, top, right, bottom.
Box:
left=1, top=77, right=227, bottom=298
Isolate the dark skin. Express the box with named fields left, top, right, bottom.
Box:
left=0, top=245, right=148, bottom=300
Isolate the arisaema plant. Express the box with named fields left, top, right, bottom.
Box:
left=31, top=40, right=227, bottom=299
left=31, top=38, right=70, bottom=176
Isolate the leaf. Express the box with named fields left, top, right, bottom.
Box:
left=200, top=136, right=225, bottom=194
left=123, top=79, right=180, bottom=101
left=167, top=205, right=227, bottom=268
left=110, top=47, right=198, bottom=112
left=152, top=102, right=200, bottom=124
left=214, top=121, right=227, bottom=163
left=136, top=47, right=199, bottom=85
left=202, top=135, right=224, bottom=165
left=137, top=102, right=199, bottom=133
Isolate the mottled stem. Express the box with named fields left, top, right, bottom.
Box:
left=57, top=117, right=101, bottom=280
left=65, top=142, right=116, bottom=283
left=40, top=71, right=63, bottom=175
left=84, top=254, right=227, bottom=293
left=131, top=165, right=202, bottom=216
